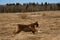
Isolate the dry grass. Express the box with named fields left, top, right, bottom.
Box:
left=0, top=11, right=60, bottom=40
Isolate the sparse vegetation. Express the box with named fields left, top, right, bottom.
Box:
left=0, top=11, right=60, bottom=40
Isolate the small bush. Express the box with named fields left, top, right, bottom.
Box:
left=21, top=14, right=28, bottom=19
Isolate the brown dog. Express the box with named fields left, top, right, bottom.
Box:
left=15, top=21, right=39, bottom=34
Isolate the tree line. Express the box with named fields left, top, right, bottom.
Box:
left=0, top=2, right=60, bottom=13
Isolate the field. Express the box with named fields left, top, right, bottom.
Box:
left=0, top=11, right=60, bottom=40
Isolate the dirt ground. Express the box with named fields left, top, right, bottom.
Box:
left=0, top=11, right=60, bottom=40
